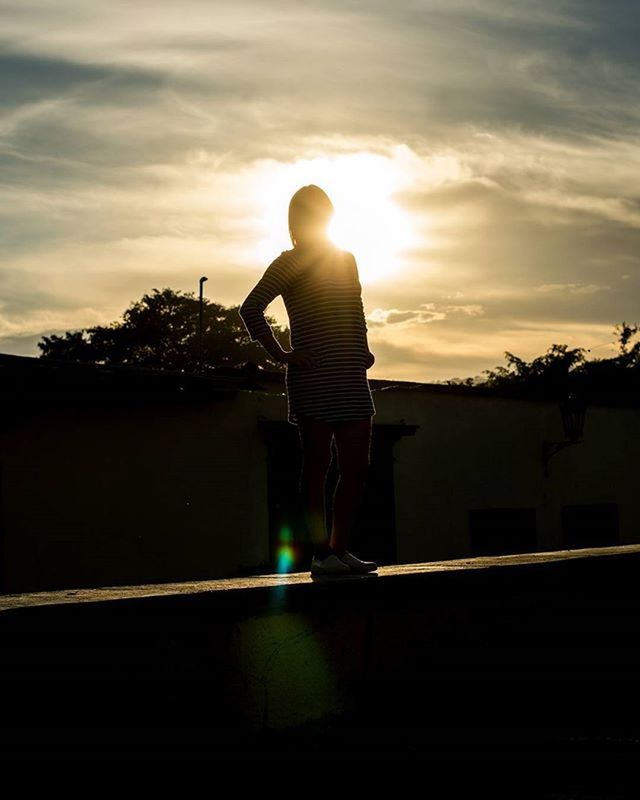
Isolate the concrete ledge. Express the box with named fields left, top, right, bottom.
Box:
left=2, top=543, right=639, bottom=612
left=2, top=545, right=640, bottom=773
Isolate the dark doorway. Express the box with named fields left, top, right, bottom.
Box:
left=257, top=418, right=418, bottom=573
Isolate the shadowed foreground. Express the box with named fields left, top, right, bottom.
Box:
left=2, top=546, right=640, bottom=787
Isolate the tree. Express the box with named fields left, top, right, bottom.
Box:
left=37, top=287, right=290, bottom=373
left=458, top=321, right=640, bottom=404
left=613, top=321, right=640, bottom=361
left=479, top=343, right=588, bottom=395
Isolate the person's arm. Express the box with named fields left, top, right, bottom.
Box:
left=238, top=254, right=298, bottom=364
left=350, top=253, right=375, bottom=366
left=254, top=329, right=290, bottom=364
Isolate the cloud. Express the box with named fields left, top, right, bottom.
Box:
left=0, top=0, right=638, bottom=380
left=369, top=303, right=485, bottom=327
left=534, top=283, right=610, bottom=295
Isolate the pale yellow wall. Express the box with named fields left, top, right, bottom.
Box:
left=1, top=381, right=637, bottom=592
left=370, top=387, right=640, bottom=562
left=1, top=390, right=285, bottom=591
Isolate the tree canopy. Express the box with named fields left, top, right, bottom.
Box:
left=446, top=322, right=640, bottom=405
left=37, top=287, right=290, bottom=373
left=37, top=288, right=639, bottom=404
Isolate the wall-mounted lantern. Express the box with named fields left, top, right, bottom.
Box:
left=542, top=392, right=587, bottom=478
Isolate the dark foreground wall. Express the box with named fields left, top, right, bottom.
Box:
left=2, top=546, right=640, bottom=779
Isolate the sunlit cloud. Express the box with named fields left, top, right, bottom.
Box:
left=250, top=146, right=425, bottom=282
left=534, top=283, right=611, bottom=295
left=1, top=0, right=638, bottom=379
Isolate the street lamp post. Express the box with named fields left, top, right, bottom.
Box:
left=198, top=276, right=208, bottom=373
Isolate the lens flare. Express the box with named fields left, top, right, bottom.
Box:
left=275, top=523, right=297, bottom=574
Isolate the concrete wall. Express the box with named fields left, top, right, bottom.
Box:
left=1, top=389, right=286, bottom=592
left=3, top=548, right=640, bottom=774
left=370, top=387, right=640, bottom=562
left=1, top=378, right=638, bottom=592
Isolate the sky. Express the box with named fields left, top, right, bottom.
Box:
left=1, top=0, right=639, bottom=382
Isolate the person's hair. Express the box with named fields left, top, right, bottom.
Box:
left=288, top=185, right=334, bottom=247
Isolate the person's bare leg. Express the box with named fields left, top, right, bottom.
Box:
left=330, top=417, right=372, bottom=557
left=298, top=416, right=335, bottom=556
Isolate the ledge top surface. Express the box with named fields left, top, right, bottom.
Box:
left=2, top=544, right=639, bottom=613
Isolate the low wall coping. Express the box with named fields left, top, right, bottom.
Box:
left=2, top=543, right=640, bottom=614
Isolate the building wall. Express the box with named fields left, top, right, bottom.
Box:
left=0, top=389, right=286, bottom=592
left=1, top=380, right=637, bottom=592
left=371, top=387, right=640, bottom=563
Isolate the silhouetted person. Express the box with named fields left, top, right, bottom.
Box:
left=239, top=184, right=377, bottom=576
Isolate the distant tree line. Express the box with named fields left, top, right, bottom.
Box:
left=37, top=287, right=639, bottom=403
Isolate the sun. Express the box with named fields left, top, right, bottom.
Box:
left=253, top=150, right=419, bottom=283
left=325, top=154, right=416, bottom=282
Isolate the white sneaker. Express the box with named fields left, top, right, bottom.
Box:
left=310, top=553, right=351, bottom=576
left=339, top=550, right=378, bottom=574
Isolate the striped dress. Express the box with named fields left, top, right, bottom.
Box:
left=239, top=242, right=376, bottom=426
